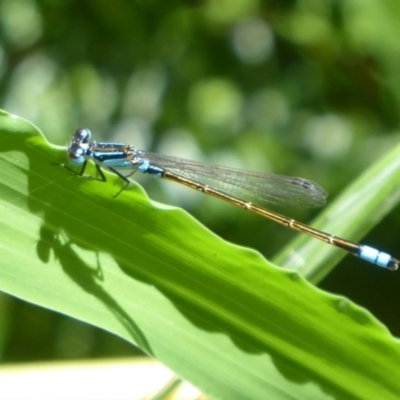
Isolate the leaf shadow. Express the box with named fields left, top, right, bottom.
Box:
left=37, top=224, right=152, bottom=354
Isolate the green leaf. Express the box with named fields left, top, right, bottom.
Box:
left=0, top=110, right=400, bottom=400
left=273, top=137, right=400, bottom=282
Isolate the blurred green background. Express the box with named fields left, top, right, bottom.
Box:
left=0, top=0, right=399, bottom=364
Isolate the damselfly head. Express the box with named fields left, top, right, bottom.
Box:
left=67, top=129, right=91, bottom=165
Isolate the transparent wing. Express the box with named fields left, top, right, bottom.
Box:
left=139, top=151, right=327, bottom=208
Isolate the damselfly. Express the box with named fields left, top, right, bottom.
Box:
left=66, top=128, right=398, bottom=270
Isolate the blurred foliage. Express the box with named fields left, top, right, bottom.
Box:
left=0, top=0, right=399, bottom=364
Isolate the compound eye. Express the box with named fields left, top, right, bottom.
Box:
left=68, top=146, right=85, bottom=165
left=73, top=128, right=91, bottom=142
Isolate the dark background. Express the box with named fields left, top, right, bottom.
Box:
left=0, top=0, right=399, bottom=362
